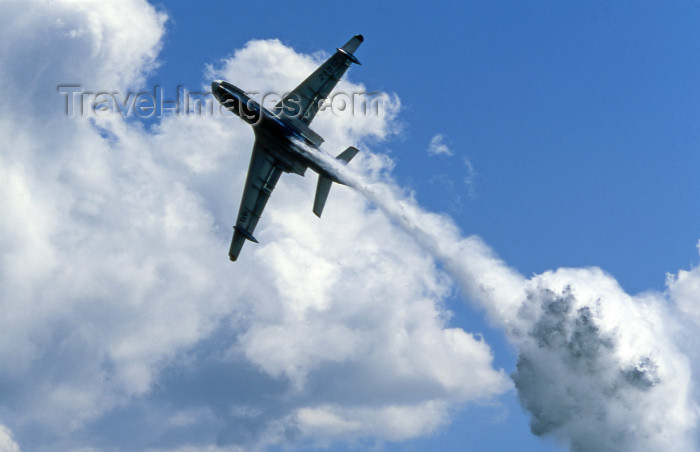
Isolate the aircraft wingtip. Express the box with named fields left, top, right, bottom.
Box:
left=356, top=34, right=364, bottom=42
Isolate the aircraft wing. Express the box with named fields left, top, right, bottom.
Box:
left=274, top=34, right=364, bottom=125
left=229, top=140, right=283, bottom=261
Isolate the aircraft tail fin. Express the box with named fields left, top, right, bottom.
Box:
left=313, top=146, right=359, bottom=217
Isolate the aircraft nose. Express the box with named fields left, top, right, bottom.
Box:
left=211, top=80, right=227, bottom=102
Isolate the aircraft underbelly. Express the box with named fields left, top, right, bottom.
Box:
left=254, top=132, right=308, bottom=176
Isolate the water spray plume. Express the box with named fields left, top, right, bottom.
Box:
left=298, top=139, right=699, bottom=452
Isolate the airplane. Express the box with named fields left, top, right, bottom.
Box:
left=212, top=35, right=364, bottom=261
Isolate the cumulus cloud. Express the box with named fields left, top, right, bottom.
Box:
left=2, top=1, right=699, bottom=452
left=0, top=1, right=508, bottom=451
left=511, top=270, right=697, bottom=452
left=0, top=0, right=165, bottom=123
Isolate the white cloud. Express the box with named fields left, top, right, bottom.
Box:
left=2, top=2, right=699, bottom=452
left=510, top=269, right=697, bottom=452
left=0, top=425, right=21, bottom=452
left=311, top=130, right=700, bottom=451
left=428, top=133, right=452, bottom=156
left=0, top=2, right=510, bottom=451
left=199, top=27, right=700, bottom=452
left=296, top=401, right=449, bottom=442
left=463, top=157, right=477, bottom=199
left=367, top=185, right=698, bottom=451
left=0, top=0, right=165, bottom=123
left=667, top=240, right=700, bottom=325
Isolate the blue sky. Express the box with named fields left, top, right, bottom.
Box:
left=153, top=0, right=700, bottom=291
left=2, top=1, right=700, bottom=451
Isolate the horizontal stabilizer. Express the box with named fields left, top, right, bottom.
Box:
left=336, top=146, right=359, bottom=164
left=313, top=146, right=360, bottom=217
left=313, top=175, right=333, bottom=218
